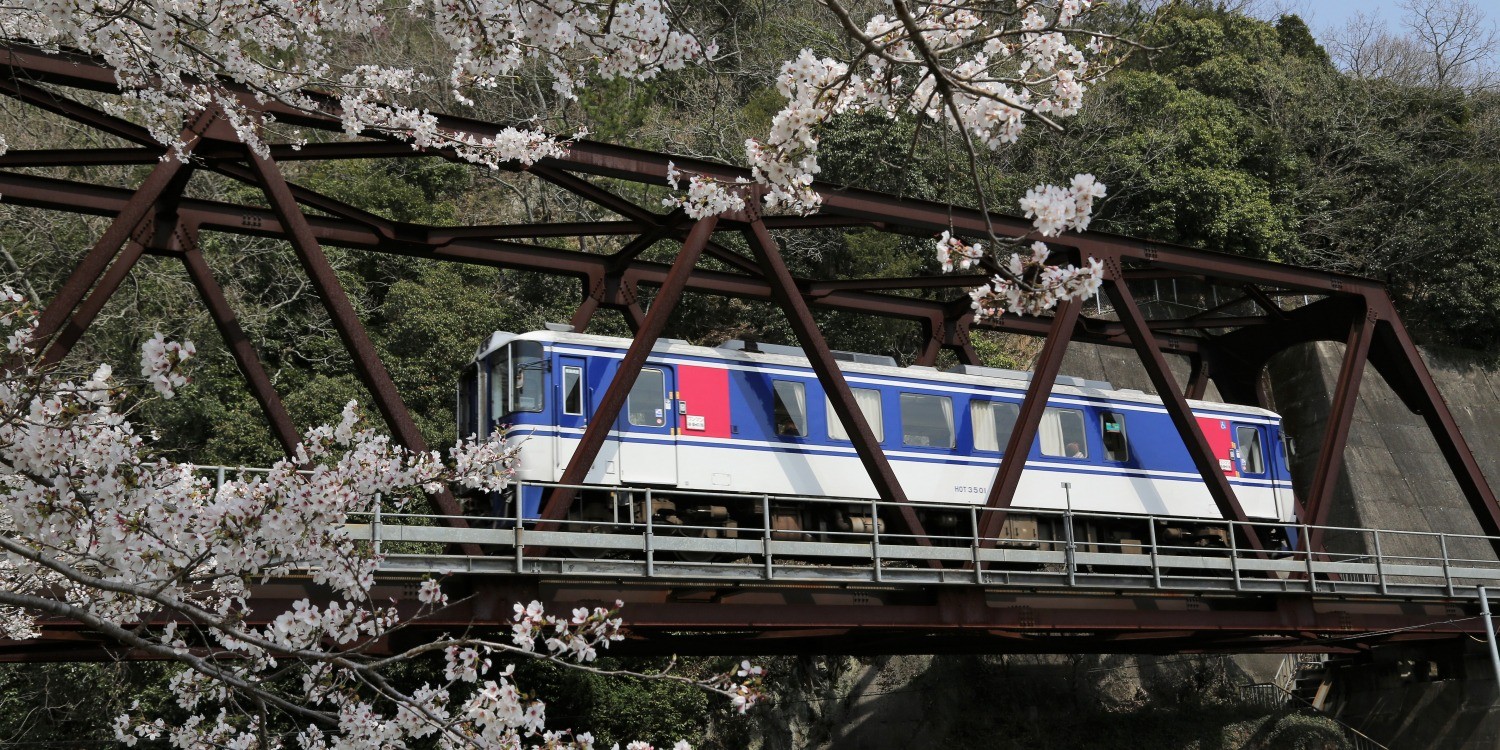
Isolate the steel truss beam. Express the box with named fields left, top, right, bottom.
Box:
left=0, top=575, right=1487, bottom=658
left=3, top=44, right=1498, bottom=587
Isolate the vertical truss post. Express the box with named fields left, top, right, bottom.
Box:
left=246, top=152, right=477, bottom=547
left=539, top=217, right=720, bottom=523
left=948, top=314, right=981, bottom=366
left=1186, top=354, right=1211, bottom=400
left=621, top=300, right=647, bottom=334
left=570, top=274, right=603, bottom=333
left=30, top=159, right=192, bottom=356
left=916, top=316, right=942, bottom=366
left=1304, top=301, right=1374, bottom=553
left=1105, top=262, right=1265, bottom=553
left=179, top=237, right=301, bottom=455
left=976, top=301, right=1080, bottom=547
left=1367, top=296, right=1500, bottom=553
left=744, top=219, right=932, bottom=547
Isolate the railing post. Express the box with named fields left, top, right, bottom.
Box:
left=1229, top=521, right=1241, bottom=592
left=1149, top=518, right=1162, bottom=589
left=645, top=488, right=655, bottom=578
left=1441, top=534, right=1454, bottom=597
left=1063, top=483, right=1076, bottom=587
left=762, top=494, right=773, bottom=580
left=1478, top=586, right=1500, bottom=688
left=216, top=466, right=225, bottom=492
left=514, top=482, right=525, bottom=574
left=373, top=493, right=382, bottom=559
left=1373, top=529, right=1388, bottom=596
left=871, top=496, right=883, bottom=583
left=971, top=506, right=983, bottom=584
left=1303, top=523, right=1315, bottom=593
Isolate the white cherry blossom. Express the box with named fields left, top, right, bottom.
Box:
left=0, top=291, right=760, bottom=748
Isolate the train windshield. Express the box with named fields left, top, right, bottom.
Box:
left=487, top=340, right=544, bottom=419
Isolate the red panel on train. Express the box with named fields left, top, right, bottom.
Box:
left=677, top=365, right=730, bottom=438
left=1195, top=416, right=1237, bottom=477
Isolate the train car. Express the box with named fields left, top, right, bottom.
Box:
left=457, top=328, right=1298, bottom=549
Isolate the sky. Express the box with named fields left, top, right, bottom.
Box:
left=1272, top=0, right=1412, bottom=35
left=1247, top=0, right=1500, bottom=68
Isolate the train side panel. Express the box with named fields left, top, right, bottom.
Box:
left=488, top=335, right=1296, bottom=524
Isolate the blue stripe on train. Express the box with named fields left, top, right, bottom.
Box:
left=510, top=426, right=1292, bottom=490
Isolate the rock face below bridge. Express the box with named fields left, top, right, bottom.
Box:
left=1064, top=339, right=1500, bottom=749
left=1265, top=342, right=1500, bottom=750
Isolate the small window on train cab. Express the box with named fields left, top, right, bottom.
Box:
left=1039, top=407, right=1087, bottom=458
left=1237, top=425, right=1265, bottom=474
left=971, top=401, right=1020, bottom=452
left=458, top=364, right=478, bottom=438
left=627, top=368, right=667, bottom=427
left=827, top=388, right=884, bottom=442
left=1100, top=411, right=1128, bottom=462
left=772, top=381, right=807, bottom=437
left=562, top=365, right=584, bottom=416
left=901, top=393, right=955, bottom=448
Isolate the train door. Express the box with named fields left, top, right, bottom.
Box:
left=554, top=355, right=617, bottom=480
left=617, top=365, right=678, bottom=484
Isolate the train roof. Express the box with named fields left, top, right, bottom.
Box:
left=477, top=329, right=1280, bottom=419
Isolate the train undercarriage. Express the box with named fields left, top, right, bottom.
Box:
left=498, top=485, right=1258, bottom=562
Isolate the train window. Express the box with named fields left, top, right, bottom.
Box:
left=827, top=388, right=884, bottom=442
left=901, top=393, right=954, bottom=448
left=562, top=365, right=584, bottom=416
left=510, top=341, right=544, bottom=413
left=458, top=364, right=478, bottom=437
left=627, top=368, right=667, bottom=427
left=488, top=358, right=507, bottom=423
left=971, top=401, right=1020, bottom=452
left=1100, top=411, right=1128, bottom=462
left=490, top=341, right=545, bottom=416
left=1039, top=407, right=1087, bottom=458
left=772, top=381, right=807, bottom=437
left=1237, top=426, right=1265, bottom=474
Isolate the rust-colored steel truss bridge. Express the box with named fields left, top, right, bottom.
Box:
left=3, top=45, right=1499, bottom=656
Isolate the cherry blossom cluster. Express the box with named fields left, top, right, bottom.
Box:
left=940, top=172, right=1108, bottom=318
left=664, top=162, right=746, bottom=219
left=0, top=0, right=710, bottom=163
left=936, top=231, right=985, bottom=272
left=967, top=241, right=1104, bottom=318
left=140, top=331, right=196, bottom=398
left=730, top=0, right=1110, bottom=216
left=0, top=290, right=761, bottom=747
left=1017, top=173, right=1108, bottom=236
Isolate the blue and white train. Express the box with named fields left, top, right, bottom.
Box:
left=459, top=328, right=1298, bottom=548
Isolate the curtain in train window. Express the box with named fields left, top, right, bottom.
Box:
left=1039, top=407, right=1087, bottom=458
left=627, top=368, right=667, bottom=427
left=1236, top=425, right=1265, bottom=474
left=562, top=365, right=584, bottom=416
left=773, top=381, right=807, bottom=437
left=827, top=388, right=884, bottom=442
left=901, top=393, right=954, bottom=448
left=971, top=401, right=1020, bottom=452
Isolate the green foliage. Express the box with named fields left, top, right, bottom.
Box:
left=1257, top=712, right=1352, bottom=750
left=517, top=658, right=713, bottom=747
left=0, top=663, right=178, bottom=745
